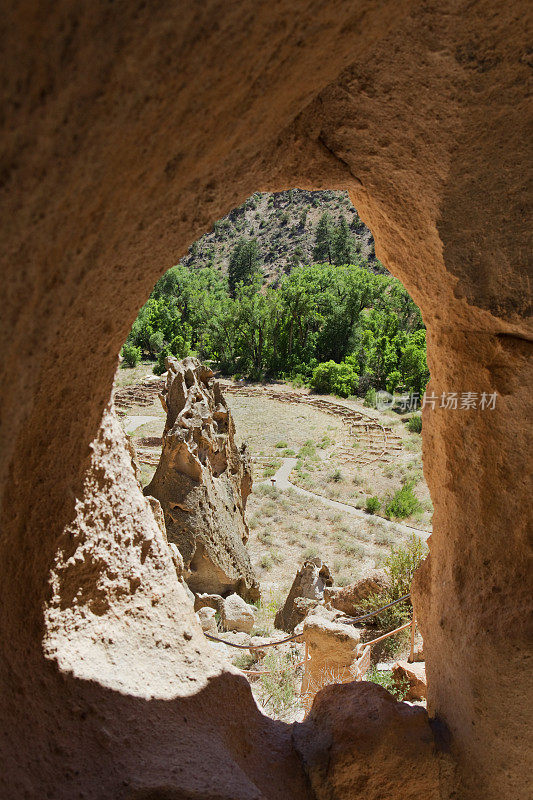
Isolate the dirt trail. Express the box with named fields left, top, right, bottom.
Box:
left=266, top=458, right=429, bottom=541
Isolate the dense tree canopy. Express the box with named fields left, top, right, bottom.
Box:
left=123, top=215, right=429, bottom=396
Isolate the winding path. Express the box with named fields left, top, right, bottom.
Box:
left=264, top=458, right=430, bottom=541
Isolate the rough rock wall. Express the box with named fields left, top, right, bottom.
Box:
left=145, top=356, right=259, bottom=600
left=294, top=682, right=444, bottom=800
left=28, top=405, right=309, bottom=799
left=0, top=2, right=531, bottom=799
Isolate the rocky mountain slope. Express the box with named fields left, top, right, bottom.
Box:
left=180, top=189, right=384, bottom=282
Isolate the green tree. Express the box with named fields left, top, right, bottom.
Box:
left=228, top=238, right=261, bottom=295
left=400, top=330, right=429, bottom=394
left=121, top=342, right=141, bottom=368
left=313, top=213, right=334, bottom=263
left=332, top=216, right=355, bottom=265
left=311, top=360, right=358, bottom=398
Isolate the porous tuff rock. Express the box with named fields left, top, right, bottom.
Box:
left=145, top=356, right=259, bottom=601
left=324, top=570, right=388, bottom=616
left=221, top=592, right=256, bottom=634
left=194, top=592, right=225, bottom=613
left=196, top=606, right=218, bottom=634
left=38, top=408, right=308, bottom=799
left=1, top=2, right=532, bottom=798
left=300, top=614, right=361, bottom=707
left=393, top=659, right=427, bottom=701
left=293, top=682, right=441, bottom=800
left=44, top=409, right=217, bottom=694
left=275, top=559, right=333, bottom=632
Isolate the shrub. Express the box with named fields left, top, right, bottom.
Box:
left=148, top=330, right=165, bottom=355
left=311, top=360, right=358, bottom=398
left=364, top=387, right=377, bottom=407
left=343, top=542, right=365, bottom=558
left=365, top=667, right=409, bottom=700
left=365, top=496, right=381, bottom=514
left=260, top=554, right=273, bottom=570
left=275, top=441, right=288, bottom=449
left=407, top=414, right=422, bottom=433
left=153, top=334, right=190, bottom=375
left=298, top=440, right=318, bottom=460
left=121, top=342, right=141, bottom=368
left=262, top=459, right=281, bottom=478
left=375, top=529, right=395, bottom=546
left=386, top=369, right=402, bottom=394
left=233, top=652, right=258, bottom=670
left=385, top=481, right=422, bottom=519
left=359, top=535, right=427, bottom=629
left=337, top=575, right=353, bottom=586
left=328, top=469, right=343, bottom=483
left=386, top=535, right=426, bottom=599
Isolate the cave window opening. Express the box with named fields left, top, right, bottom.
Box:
left=115, top=187, right=430, bottom=722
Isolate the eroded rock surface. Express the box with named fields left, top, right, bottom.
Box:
left=393, top=659, right=427, bottom=701
left=145, top=357, right=259, bottom=601
left=324, top=571, right=388, bottom=616
left=293, top=682, right=441, bottom=800
left=300, top=614, right=361, bottom=708
left=275, top=559, right=333, bottom=632
left=221, top=592, right=256, bottom=633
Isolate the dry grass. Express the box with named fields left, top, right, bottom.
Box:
left=115, top=375, right=431, bottom=603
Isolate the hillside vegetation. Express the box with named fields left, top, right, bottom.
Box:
left=123, top=190, right=429, bottom=398
left=181, top=189, right=380, bottom=280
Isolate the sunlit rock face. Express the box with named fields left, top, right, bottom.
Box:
left=145, top=357, right=259, bottom=600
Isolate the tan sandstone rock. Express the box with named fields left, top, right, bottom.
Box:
left=221, top=592, right=256, bottom=634
left=293, top=682, right=441, bottom=800
left=393, top=659, right=427, bottom=701
left=300, top=614, right=361, bottom=709
left=196, top=607, right=218, bottom=634
left=194, top=592, right=225, bottom=613
left=275, top=559, right=333, bottom=632
left=324, top=570, right=388, bottom=616
left=145, top=357, right=259, bottom=601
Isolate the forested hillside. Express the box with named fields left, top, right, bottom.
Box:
left=122, top=191, right=429, bottom=398
left=181, top=189, right=383, bottom=281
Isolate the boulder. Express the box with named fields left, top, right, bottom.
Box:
left=145, top=357, right=259, bottom=601
left=392, top=659, right=427, bottom=701
left=293, top=682, right=441, bottom=800
left=194, top=593, right=224, bottom=613
left=300, top=614, right=361, bottom=710
left=196, top=607, right=218, bottom=634
left=274, top=559, right=333, bottom=632
left=323, top=570, right=388, bottom=616
left=221, top=593, right=255, bottom=634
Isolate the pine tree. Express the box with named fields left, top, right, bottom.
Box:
left=332, top=216, right=355, bottom=265
left=228, top=238, right=260, bottom=295
left=313, top=212, right=333, bottom=263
